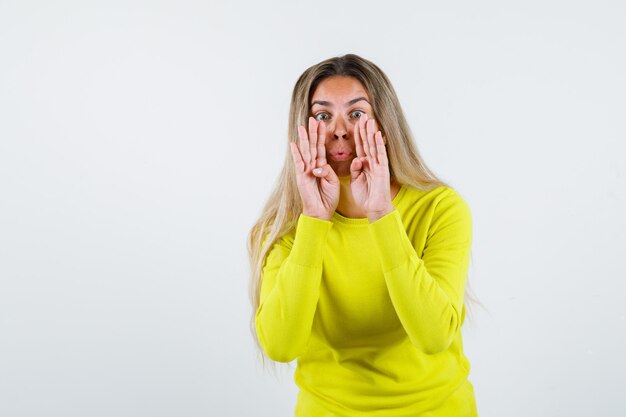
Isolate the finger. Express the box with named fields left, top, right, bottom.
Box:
left=289, top=142, right=305, bottom=173
left=375, top=131, right=388, bottom=166
left=359, top=114, right=369, bottom=157
left=354, top=117, right=365, bottom=158
left=298, top=125, right=311, bottom=167
left=308, top=117, right=318, bottom=163
left=317, top=120, right=327, bottom=167
left=365, top=118, right=377, bottom=162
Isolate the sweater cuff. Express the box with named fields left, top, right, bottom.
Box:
left=368, top=209, right=415, bottom=272
left=289, top=214, right=333, bottom=267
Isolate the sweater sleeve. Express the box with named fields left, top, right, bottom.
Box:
left=255, top=214, right=333, bottom=362
left=368, top=190, right=472, bottom=355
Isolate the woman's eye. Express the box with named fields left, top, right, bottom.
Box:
left=314, top=113, right=330, bottom=121
left=351, top=110, right=364, bottom=119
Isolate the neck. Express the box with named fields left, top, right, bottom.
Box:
left=336, top=175, right=367, bottom=218
left=335, top=175, right=400, bottom=219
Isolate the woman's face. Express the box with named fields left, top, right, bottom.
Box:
left=309, top=76, right=374, bottom=177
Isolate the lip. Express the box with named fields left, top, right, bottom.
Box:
left=329, top=152, right=353, bottom=161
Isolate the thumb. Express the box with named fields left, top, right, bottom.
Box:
left=313, top=164, right=338, bottom=183
left=350, top=156, right=363, bottom=180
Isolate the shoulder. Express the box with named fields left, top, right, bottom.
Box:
left=431, top=186, right=471, bottom=217
left=427, top=186, right=472, bottom=242
left=399, top=184, right=470, bottom=212
left=398, top=184, right=472, bottom=233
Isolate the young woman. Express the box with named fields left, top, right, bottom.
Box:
left=248, top=54, right=478, bottom=416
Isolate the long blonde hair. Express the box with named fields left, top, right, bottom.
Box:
left=247, top=54, right=481, bottom=369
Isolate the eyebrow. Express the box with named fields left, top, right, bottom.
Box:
left=311, top=97, right=370, bottom=107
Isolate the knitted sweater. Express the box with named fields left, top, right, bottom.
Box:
left=256, top=184, right=478, bottom=416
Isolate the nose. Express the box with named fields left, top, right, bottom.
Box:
left=331, top=116, right=349, bottom=140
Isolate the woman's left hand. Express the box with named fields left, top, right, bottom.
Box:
left=349, top=114, right=395, bottom=222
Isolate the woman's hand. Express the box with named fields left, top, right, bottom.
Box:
left=349, top=114, right=395, bottom=222
left=290, top=117, right=340, bottom=221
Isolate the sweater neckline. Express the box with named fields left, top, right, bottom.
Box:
left=331, top=183, right=407, bottom=226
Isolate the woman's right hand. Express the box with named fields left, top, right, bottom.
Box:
left=289, top=117, right=339, bottom=221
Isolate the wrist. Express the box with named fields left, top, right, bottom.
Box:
left=302, top=209, right=332, bottom=222
left=367, top=205, right=395, bottom=223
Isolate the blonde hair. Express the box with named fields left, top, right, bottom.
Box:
left=247, top=54, right=481, bottom=369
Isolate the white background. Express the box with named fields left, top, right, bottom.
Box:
left=1, top=1, right=625, bottom=416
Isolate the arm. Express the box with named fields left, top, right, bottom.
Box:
left=254, top=214, right=333, bottom=362
left=368, top=190, right=473, bottom=355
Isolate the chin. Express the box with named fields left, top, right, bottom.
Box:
left=334, top=167, right=351, bottom=177
left=330, top=161, right=352, bottom=177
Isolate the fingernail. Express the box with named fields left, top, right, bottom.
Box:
left=313, top=168, right=322, bottom=174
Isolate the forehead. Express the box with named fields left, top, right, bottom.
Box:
left=310, top=76, right=370, bottom=104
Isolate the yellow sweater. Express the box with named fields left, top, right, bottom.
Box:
left=256, top=184, right=478, bottom=416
